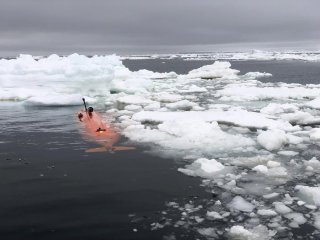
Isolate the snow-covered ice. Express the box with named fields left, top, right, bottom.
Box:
left=228, top=196, right=255, bottom=212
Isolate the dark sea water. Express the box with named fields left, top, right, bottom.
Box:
left=1, top=59, right=320, bottom=240
left=0, top=104, right=205, bottom=240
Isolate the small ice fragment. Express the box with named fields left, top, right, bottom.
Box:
left=284, top=212, right=307, bottom=225
left=304, top=157, right=320, bottom=170
left=313, top=212, right=320, bottom=230
left=257, top=209, right=277, bottom=216
left=229, top=225, right=275, bottom=240
left=277, top=151, right=299, bottom=156
left=252, top=165, right=268, bottom=174
left=267, top=161, right=281, bottom=168
left=207, top=211, right=223, bottom=219
left=229, top=226, right=254, bottom=239
left=228, top=196, right=255, bottom=212
left=263, top=193, right=279, bottom=199
left=178, top=158, right=225, bottom=178
left=295, top=185, right=320, bottom=206
left=273, top=202, right=292, bottom=215
left=310, top=128, right=320, bottom=140
left=257, top=130, right=288, bottom=151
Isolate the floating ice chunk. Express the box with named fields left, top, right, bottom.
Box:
left=225, top=155, right=274, bottom=167
left=313, top=212, right=320, bottom=230
left=263, top=192, right=279, bottom=199
left=304, top=157, right=320, bottom=171
left=166, top=100, right=197, bottom=111
left=273, top=202, right=292, bottom=215
left=207, top=211, right=224, bottom=219
left=281, top=111, right=319, bottom=125
left=178, top=158, right=225, bottom=179
left=229, top=226, right=254, bottom=239
left=124, top=119, right=255, bottom=157
left=187, top=61, right=239, bottom=80
left=295, top=185, right=320, bottom=206
left=285, top=212, right=307, bottom=226
left=286, top=134, right=303, bottom=145
left=253, top=165, right=269, bottom=174
left=257, top=209, right=277, bottom=216
left=132, top=110, right=295, bottom=130
left=243, top=72, right=272, bottom=79
left=228, top=196, right=255, bottom=212
left=277, top=150, right=299, bottom=156
left=309, top=128, right=320, bottom=141
left=229, top=225, right=275, bottom=240
left=260, top=103, right=298, bottom=115
left=257, top=130, right=288, bottom=151
left=0, top=54, right=125, bottom=104
left=267, top=167, right=288, bottom=177
left=253, top=164, right=287, bottom=178
left=267, top=161, right=281, bottom=168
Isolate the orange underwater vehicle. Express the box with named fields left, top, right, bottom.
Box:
left=78, top=98, right=134, bottom=153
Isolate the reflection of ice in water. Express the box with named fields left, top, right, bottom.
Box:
left=2, top=54, right=320, bottom=239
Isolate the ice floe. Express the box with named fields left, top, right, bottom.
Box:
left=257, top=130, right=288, bottom=151
left=295, top=185, right=320, bottom=206
left=228, top=196, right=255, bottom=213
left=229, top=225, right=275, bottom=240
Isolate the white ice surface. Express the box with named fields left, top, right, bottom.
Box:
left=229, top=225, right=275, bottom=240
left=295, top=185, right=320, bottom=206
left=132, top=110, right=295, bottom=130
left=0, top=54, right=123, bottom=105
left=178, top=158, right=225, bottom=179
left=228, top=196, right=255, bottom=212
left=257, top=130, right=288, bottom=151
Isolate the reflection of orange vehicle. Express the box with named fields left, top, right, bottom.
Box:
left=78, top=98, right=134, bottom=153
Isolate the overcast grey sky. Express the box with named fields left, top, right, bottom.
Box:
left=0, top=0, right=319, bottom=56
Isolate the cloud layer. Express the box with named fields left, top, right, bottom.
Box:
left=1, top=0, right=319, bottom=55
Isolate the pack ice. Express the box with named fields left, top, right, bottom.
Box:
left=2, top=54, right=320, bottom=239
